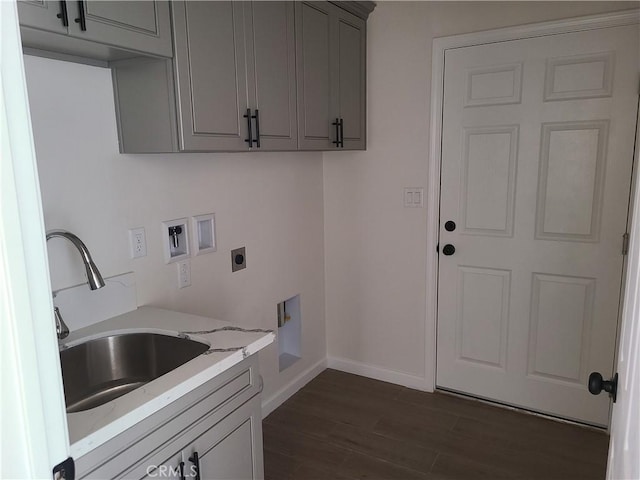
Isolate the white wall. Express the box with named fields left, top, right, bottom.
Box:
left=324, top=1, right=638, bottom=386
left=24, top=55, right=326, bottom=406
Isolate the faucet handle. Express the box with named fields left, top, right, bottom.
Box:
left=54, top=306, right=70, bottom=340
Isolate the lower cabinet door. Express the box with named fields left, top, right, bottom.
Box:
left=186, top=398, right=264, bottom=480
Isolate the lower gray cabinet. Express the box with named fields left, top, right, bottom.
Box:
left=75, top=356, right=264, bottom=480
left=186, top=398, right=263, bottom=480
left=137, top=398, right=263, bottom=480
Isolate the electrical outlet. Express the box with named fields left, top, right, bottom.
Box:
left=177, top=260, right=191, bottom=288
left=129, top=227, right=147, bottom=258
left=231, top=247, right=246, bottom=272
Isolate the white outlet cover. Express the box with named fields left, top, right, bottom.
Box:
left=192, top=213, right=216, bottom=255
left=177, top=260, right=191, bottom=288
left=129, top=227, right=147, bottom=258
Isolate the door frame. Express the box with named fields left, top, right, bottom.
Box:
left=425, top=9, right=640, bottom=394
left=1, top=0, right=70, bottom=477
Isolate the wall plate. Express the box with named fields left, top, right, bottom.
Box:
left=231, top=247, right=246, bottom=272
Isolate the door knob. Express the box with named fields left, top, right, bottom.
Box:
left=442, top=244, right=455, bottom=256
left=588, top=372, right=618, bottom=403
left=444, top=221, right=456, bottom=232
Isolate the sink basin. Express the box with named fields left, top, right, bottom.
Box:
left=60, top=333, right=209, bottom=413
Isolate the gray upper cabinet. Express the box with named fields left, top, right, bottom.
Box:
left=114, top=1, right=298, bottom=153
left=296, top=2, right=367, bottom=151
left=18, top=1, right=69, bottom=35
left=110, top=0, right=372, bottom=153
left=172, top=1, right=248, bottom=151
left=335, top=8, right=366, bottom=150
left=245, top=2, right=298, bottom=151
left=295, top=2, right=334, bottom=150
left=18, top=0, right=172, bottom=59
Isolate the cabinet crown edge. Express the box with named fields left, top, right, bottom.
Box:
left=330, top=1, right=376, bottom=19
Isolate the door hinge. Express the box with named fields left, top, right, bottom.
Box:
left=622, top=232, right=630, bottom=255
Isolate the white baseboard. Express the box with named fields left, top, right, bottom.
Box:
left=327, top=356, right=431, bottom=391
left=261, top=357, right=327, bottom=419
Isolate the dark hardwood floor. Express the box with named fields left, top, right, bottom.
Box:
left=263, top=369, right=609, bottom=480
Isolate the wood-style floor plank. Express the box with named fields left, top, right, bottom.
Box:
left=263, top=369, right=609, bottom=480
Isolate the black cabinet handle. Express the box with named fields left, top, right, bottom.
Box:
left=179, top=461, right=185, bottom=480
left=332, top=118, right=340, bottom=147
left=188, top=452, right=201, bottom=480
left=252, top=109, right=260, bottom=148
left=243, top=108, right=253, bottom=146
left=56, top=1, right=69, bottom=27
left=339, top=118, right=344, bottom=148
left=74, top=0, right=86, bottom=31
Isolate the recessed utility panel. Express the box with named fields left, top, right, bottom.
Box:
left=162, top=218, right=190, bottom=264
left=231, top=247, right=246, bottom=272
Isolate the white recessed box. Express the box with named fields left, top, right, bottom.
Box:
left=192, top=213, right=216, bottom=255
left=162, top=218, right=190, bottom=264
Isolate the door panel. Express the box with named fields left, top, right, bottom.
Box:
left=69, top=1, right=172, bottom=57
left=457, top=266, right=511, bottom=369
left=437, top=24, right=639, bottom=426
left=336, top=10, right=366, bottom=150
left=173, top=1, right=248, bottom=151
left=18, top=0, right=69, bottom=34
left=246, top=1, right=297, bottom=151
left=296, top=2, right=333, bottom=150
left=190, top=398, right=263, bottom=480
left=536, top=121, right=608, bottom=241
left=461, top=125, right=518, bottom=236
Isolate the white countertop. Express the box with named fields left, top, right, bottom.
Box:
left=62, top=306, right=274, bottom=459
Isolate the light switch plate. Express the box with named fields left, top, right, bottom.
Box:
left=404, top=188, right=424, bottom=208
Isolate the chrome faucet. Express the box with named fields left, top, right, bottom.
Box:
left=46, top=230, right=105, bottom=339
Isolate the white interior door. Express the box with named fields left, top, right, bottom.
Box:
left=606, top=105, right=640, bottom=480
left=437, top=24, right=639, bottom=426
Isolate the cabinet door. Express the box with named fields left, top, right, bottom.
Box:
left=173, top=1, right=249, bottom=152
left=295, top=2, right=335, bottom=150
left=187, top=398, right=264, bottom=480
left=245, top=2, right=298, bottom=151
left=335, top=9, right=366, bottom=150
left=18, top=0, right=69, bottom=34
left=67, top=1, right=172, bottom=57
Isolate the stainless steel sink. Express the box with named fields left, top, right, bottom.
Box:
left=60, top=333, right=209, bottom=413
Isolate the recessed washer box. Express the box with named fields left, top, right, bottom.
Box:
left=162, top=218, right=190, bottom=264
